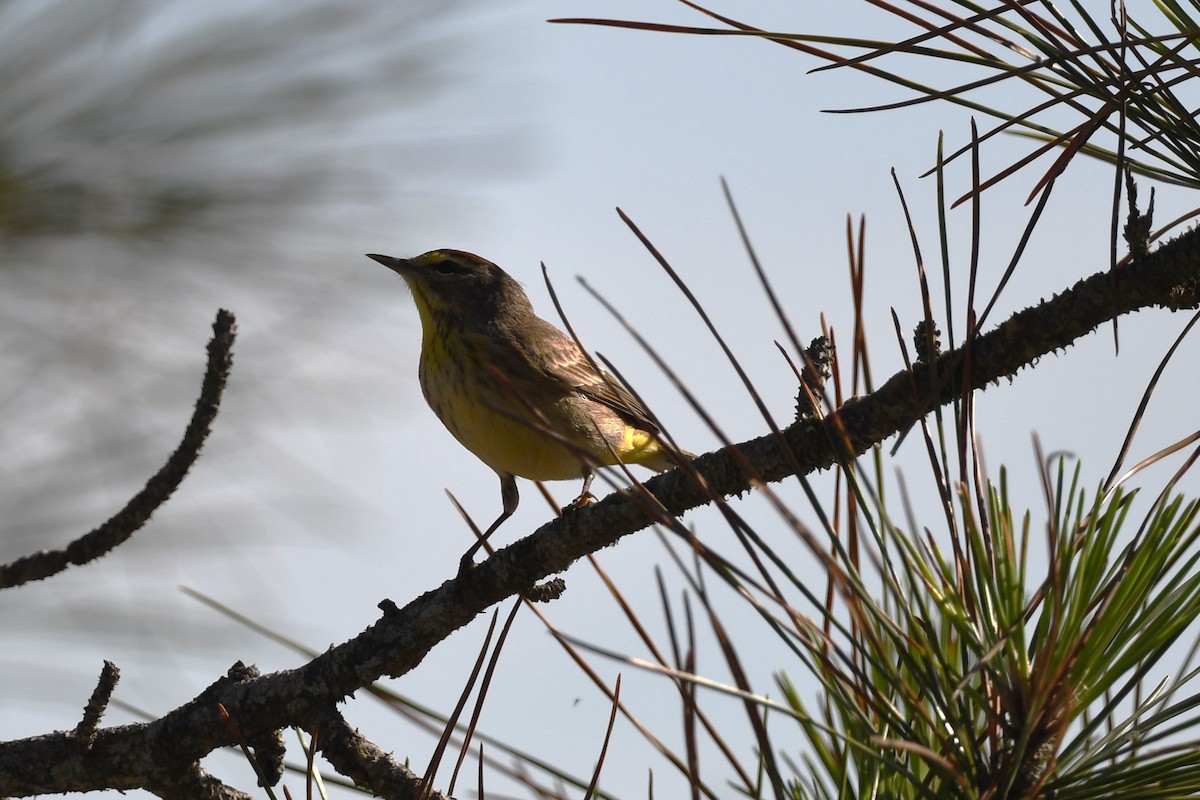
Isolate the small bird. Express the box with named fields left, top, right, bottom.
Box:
left=367, top=249, right=689, bottom=569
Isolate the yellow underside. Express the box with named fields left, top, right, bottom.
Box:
left=433, top=384, right=667, bottom=481
left=409, top=288, right=671, bottom=481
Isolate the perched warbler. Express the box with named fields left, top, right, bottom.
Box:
left=367, top=249, right=689, bottom=567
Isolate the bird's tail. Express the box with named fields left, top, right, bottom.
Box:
left=643, top=441, right=696, bottom=473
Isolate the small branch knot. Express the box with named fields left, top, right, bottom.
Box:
left=913, top=319, right=942, bottom=364
left=1123, top=170, right=1154, bottom=262
left=524, top=577, right=567, bottom=602
left=795, top=336, right=835, bottom=420
left=74, top=660, right=120, bottom=752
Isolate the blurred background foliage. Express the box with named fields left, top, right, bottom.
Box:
left=0, top=0, right=526, bottom=734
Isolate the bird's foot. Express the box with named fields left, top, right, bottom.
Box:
left=458, top=550, right=479, bottom=577
left=565, top=491, right=596, bottom=512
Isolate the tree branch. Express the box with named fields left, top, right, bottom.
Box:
left=302, top=705, right=449, bottom=800
left=1, top=227, right=1197, bottom=796
left=0, top=310, right=237, bottom=589
left=73, top=661, right=120, bottom=751
left=142, top=763, right=257, bottom=800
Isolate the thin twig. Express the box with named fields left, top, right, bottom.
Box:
left=0, top=309, right=236, bottom=589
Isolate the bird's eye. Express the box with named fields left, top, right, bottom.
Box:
left=432, top=259, right=458, bottom=275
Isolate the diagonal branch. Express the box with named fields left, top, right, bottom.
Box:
left=480, top=223, right=1200, bottom=583
left=142, top=763, right=257, bottom=800
left=1, top=227, right=1197, bottom=794
left=302, top=705, right=449, bottom=800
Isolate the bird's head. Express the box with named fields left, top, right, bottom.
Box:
left=367, top=249, right=533, bottom=328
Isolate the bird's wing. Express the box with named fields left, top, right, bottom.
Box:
left=517, top=317, right=661, bottom=434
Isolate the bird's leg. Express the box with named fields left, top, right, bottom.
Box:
left=459, top=473, right=519, bottom=574
left=565, top=469, right=596, bottom=510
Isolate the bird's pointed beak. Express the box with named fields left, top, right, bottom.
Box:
left=366, top=253, right=411, bottom=274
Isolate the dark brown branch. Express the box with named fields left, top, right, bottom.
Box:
left=216, top=698, right=285, bottom=790
left=74, top=661, right=120, bottom=752
left=142, top=763, right=256, bottom=800
left=303, top=705, right=448, bottom=800
left=0, top=310, right=237, bottom=590
left=0, top=228, right=1197, bottom=795
left=0, top=663, right=256, bottom=795
left=248, top=727, right=286, bottom=789
left=469, top=221, right=1200, bottom=587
